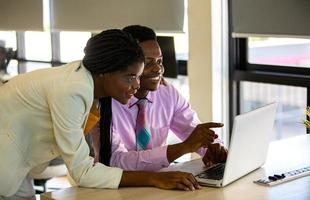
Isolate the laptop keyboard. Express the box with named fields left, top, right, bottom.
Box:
left=196, top=163, right=226, bottom=180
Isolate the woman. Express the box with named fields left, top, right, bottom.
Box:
left=0, top=29, right=200, bottom=200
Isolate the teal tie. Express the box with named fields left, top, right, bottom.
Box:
left=135, top=99, right=152, bottom=150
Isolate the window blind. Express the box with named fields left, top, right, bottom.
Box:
left=231, top=0, right=310, bottom=38
left=50, top=0, right=185, bottom=32
left=0, top=0, right=44, bottom=31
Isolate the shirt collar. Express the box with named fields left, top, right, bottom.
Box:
left=128, top=92, right=153, bottom=108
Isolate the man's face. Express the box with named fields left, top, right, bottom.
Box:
left=138, top=40, right=164, bottom=91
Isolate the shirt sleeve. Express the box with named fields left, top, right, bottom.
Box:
left=47, top=84, right=123, bottom=188
left=169, top=86, right=225, bottom=156
left=109, top=128, right=170, bottom=171
left=168, top=85, right=207, bottom=156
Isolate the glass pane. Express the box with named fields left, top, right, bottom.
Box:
left=0, top=31, right=17, bottom=50
left=248, top=37, right=310, bottom=68
left=174, top=34, right=188, bottom=60
left=157, top=33, right=188, bottom=60
left=6, top=59, right=18, bottom=77
left=0, top=59, right=18, bottom=82
left=60, top=31, right=91, bottom=63
left=19, top=62, right=52, bottom=73
left=25, top=31, right=52, bottom=61
left=240, top=81, right=306, bottom=141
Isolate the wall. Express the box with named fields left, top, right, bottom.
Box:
left=188, top=0, right=213, bottom=122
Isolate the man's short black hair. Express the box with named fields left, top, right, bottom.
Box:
left=123, top=25, right=157, bottom=43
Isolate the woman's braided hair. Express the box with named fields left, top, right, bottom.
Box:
left=83, top=29, right=144, bottom=165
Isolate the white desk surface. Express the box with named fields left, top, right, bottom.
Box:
left=41, top=134, right=310, bottom=200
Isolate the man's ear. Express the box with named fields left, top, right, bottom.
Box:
left=160, top=77, right=168, bottom=86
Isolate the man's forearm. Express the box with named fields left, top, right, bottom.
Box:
left=166, top=143, right=190, bottom=163
left=110, top=146, right=170, bottom=171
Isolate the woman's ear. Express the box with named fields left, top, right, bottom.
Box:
left=92, top=73, right=108, bottom=99
left=93, top=73, right=106, bottom=82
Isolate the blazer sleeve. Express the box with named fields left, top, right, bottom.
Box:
left=47, top=83, right=123, bottom=189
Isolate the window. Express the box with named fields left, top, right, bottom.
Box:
left=229, top=0, right=310, bottom=141
left=240, top=81, right=306, bottom=140
left=0, top=31, right=17, bottom=50
left=0, top=31, right=17, bottom=79
left=19, top=62, right=52, bottom=73
left=229, top=36, right=310, bottom=141
left=157, top=33, right=188, bottom=60
left=6, top=60, right=18, bottom=77
left=59, top=31, right=91, bottom=63
left=229, top=37, right=310, bottom=141
left=25, top=31, right=52, bottom=61
left=248, top=37, right=310, bottom=68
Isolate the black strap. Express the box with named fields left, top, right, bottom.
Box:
left=99, top=97, right=112, bottom=166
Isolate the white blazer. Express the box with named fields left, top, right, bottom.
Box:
left=0, top=61, right=123, bottom=196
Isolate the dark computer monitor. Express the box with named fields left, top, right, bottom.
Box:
left=157, top=36, right=178, bottom=78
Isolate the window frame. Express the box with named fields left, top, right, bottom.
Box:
left=228, top=3, right=310, bottom=135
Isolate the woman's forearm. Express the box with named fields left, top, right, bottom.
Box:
left=119, top=171, right=155, bottom=187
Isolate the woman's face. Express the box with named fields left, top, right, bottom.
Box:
left=93, top=62, right=144, bottom=104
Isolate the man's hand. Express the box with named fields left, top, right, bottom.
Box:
left=182, top=122, right=223, bottom=153
left=202, top=143, right=228, bottom=167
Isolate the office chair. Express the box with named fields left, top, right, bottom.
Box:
left=31, top=157, right=67, bottom=193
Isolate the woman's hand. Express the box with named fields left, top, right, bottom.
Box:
left=120, top=171, right=201, bottom=191
left=150, top=171, right=201, bottom=191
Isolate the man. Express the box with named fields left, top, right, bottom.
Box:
left=90, top=25, right=227, bottom=171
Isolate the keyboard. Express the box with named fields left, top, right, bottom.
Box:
left=254, top=166, right=310, bottom=186
left=196, top=163, right=226, bottom=180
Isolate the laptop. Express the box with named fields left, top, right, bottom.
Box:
left=160, top=103, right=277, bottom=187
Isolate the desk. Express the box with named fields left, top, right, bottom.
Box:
left=41, top=134, right=310, bottom=200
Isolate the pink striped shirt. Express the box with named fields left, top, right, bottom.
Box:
left=109, top=84, right=205, bottom=171
left=90, top=84, right=216, bottom=171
